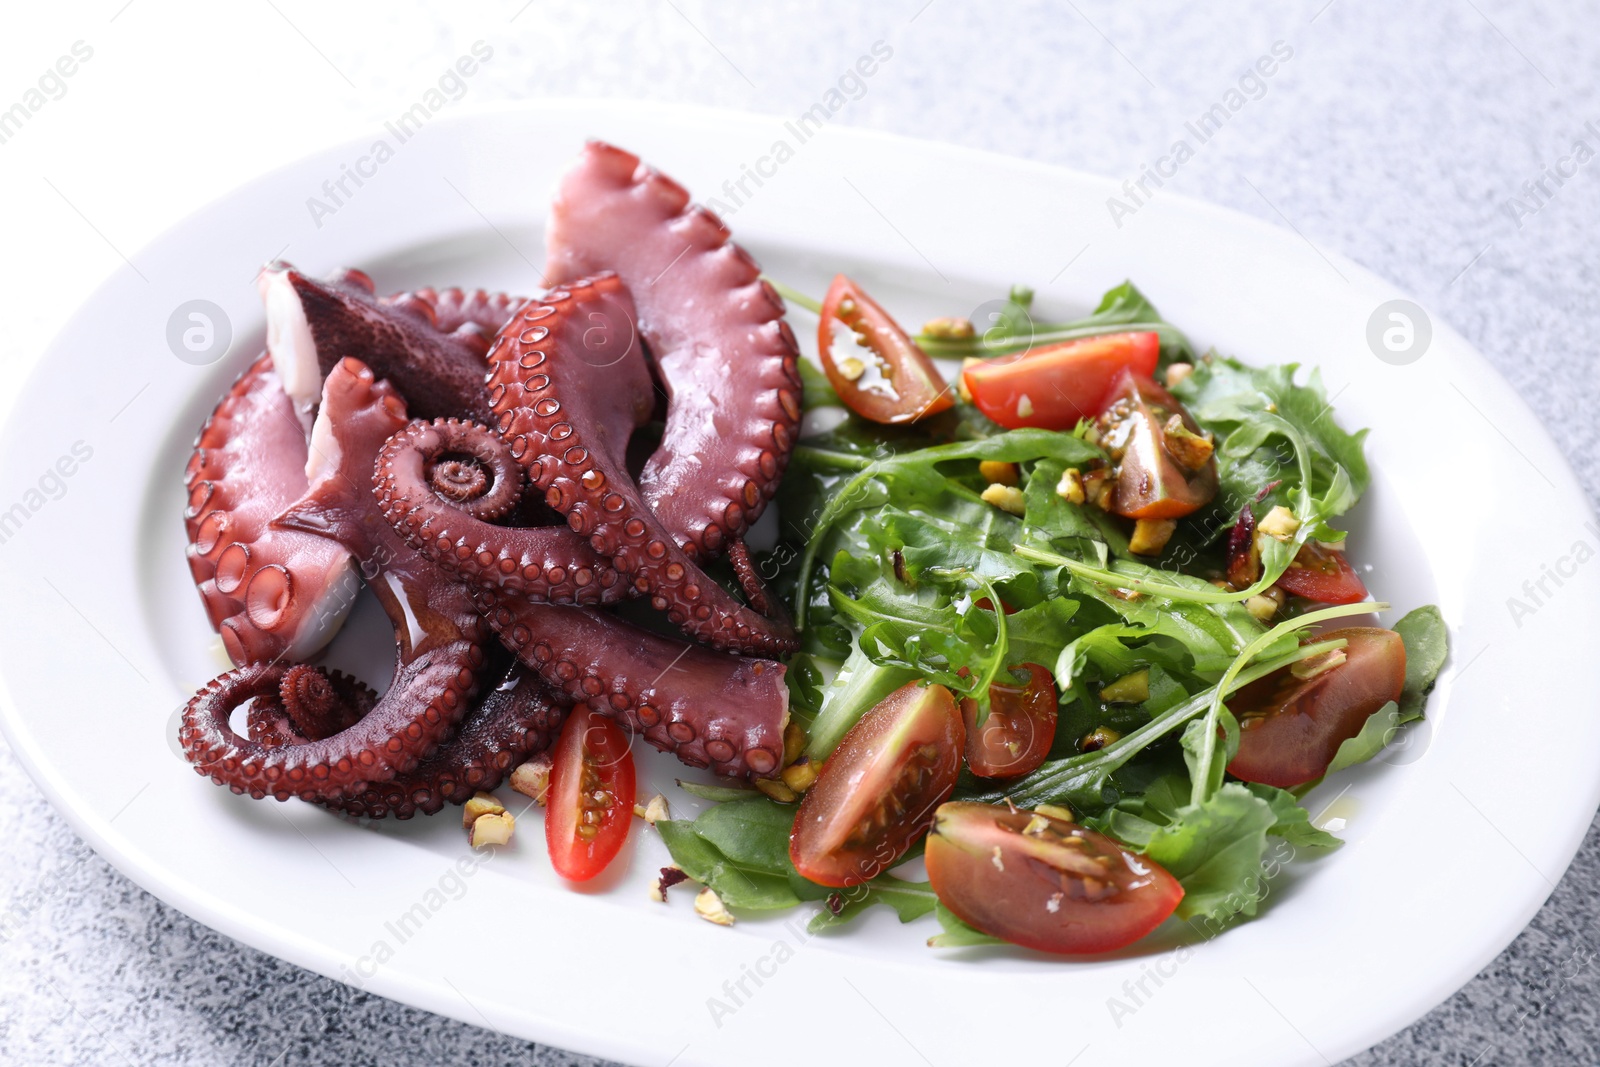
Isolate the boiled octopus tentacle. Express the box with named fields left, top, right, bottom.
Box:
left=185, top=353, right=357, bottom=665
left=180, top=360, right=490, bottom=800
left=399, top=285, right=526, bottom=336
left=258, top=261, right=504, bottom=422
left=482, top=592, right=788, bottom=779
left=545, top=141, right=804, bottom=560
left=484, top=273, right=797, bottom=655
left=375, top=418, right=628, bottom=605
left=248, top=668, right=377, bottom=747
left=320, top=660, right=570, bottom=820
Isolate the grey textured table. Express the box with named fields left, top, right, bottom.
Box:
left=2, top=1, right=1598, bottom=1064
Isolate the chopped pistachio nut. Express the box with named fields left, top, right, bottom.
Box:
left=1016, top=394, right=1035, bottom=419
left=756, top=778, right=798, bottom=804
left=468, top=811, right=515, bottom=848
left=1056, top=467, right=1086, bottom=505
left=980, top=483, right=1027, bottom=516
left=461, top=790, right=506, bottom=829
left=958, top=358, right=981, bottom=402
left=1082, top=468, right=1114, bottom=510
left=1079, top=726, right=1122, bottom=752
left=1162, top=415, right=1215, bottom=471
left=978, top=459, right=1019, bottom=486
left=1290, top=647, right=1348, bottom=680
left=1259, top=505, right=1301, bottom=541
left=781, top=757, right=818, bottom=794
left=1035, top=803, right=1076, bottom=823
left=1128, top=518, right=1178, bottom=556
left=1244, top=594, right=1280, bottom=622
left=922, top=316, right=975, bottom=340
left=1100, top=669, right=1150, bottom=703
left=509, top=753, right=552, bottom=805
left=1022, top=814, right=1053, bottom=836
left=634, top=793, right=670, bottom=824
left=835, top=355, right=867, bottom=381
left=1164, top=362, right=1195, bottom=388
left=783, top=721, right=808, bottom=765
left=694, top=886, right=736, bottom=926
left=651, top=866, right=689, bottom=902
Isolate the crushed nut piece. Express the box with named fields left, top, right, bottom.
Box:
left=1016, top=394, right=1035, bottom=419
left=978, top=460, right=1019, bottom=486
left=1259, top=505, right=1301, bottom=541
left=1162, top=415, right=1215, bottom=471
left=1244, top=594, right=1280, bottom=622
left=783, top=721, right=808, bottom=765
left=1082, top=468, right=1114, bottom=510
left=1165, top=363, right=1195, bottom=388
left=980, top=483, right=1027, bottom=516
left=1291, top=647, right=1348, bottom=680
left=836, top=355, right=867, bottom=381
left=462, top=791, right=506, bottom=829
left=1129, top=518, right=1178, bottom=556
left=1022, top=814, right=1052, bottom=836
left=922, top=316, right=975, bottom=340
left=781, top=757, right=818, bottom=794
left=633, top=793, right=670, bottom=824
left=756, top=778, right=798, bottom=804
left=1035, top=803, right=1076, bottom=823
left=509, top=753, right=552, bottom=805
left=1056, top=467, right=1086, bottom=505
left=651, top=866, right=689, bottom=903
left=468, top=811, right=515, bottom=848
left=1100, top=669, right=1150, bottom=704
left=1080, top=725, right=1123, bottom=752
left=695, top=886, right=735, bottom=926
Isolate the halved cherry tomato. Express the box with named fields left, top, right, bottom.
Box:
left=960, top=663, right=1059, bottom=779
left=961, top=331, right=1160, bottom=430
left=925, top=802, right=1184, bottom=954
left=790, top=681, right=964, bottom=887
left=546, top=705, right=636, bottom=881
left=1275, top=542, right=1368, bottom=604
left=1227, top=627, right=1406, bottom=789
left=1095, top=369, right=1218, bottom=519
left=818, top=275, right=953, bottom=424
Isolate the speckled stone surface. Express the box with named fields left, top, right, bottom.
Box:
left=1, top=2, right=1597, bottom=1064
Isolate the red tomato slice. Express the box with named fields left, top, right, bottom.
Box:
left=926, top=802, right=1184, bottom=954
left=818, top=275, right=954, bottom=424
left=961, top=332, right=1160, bottom=430
left=546, top=705, right=636, bottom=881
left=790, top=681, right=964, bottom=887
left=1275, top=542, right=1368, bottom=604
left=960, top=663, right=1059, bottom=779
left=1227, top=627, right=1407, bottom=789
left=1096, top=369, right=1219, bottom=520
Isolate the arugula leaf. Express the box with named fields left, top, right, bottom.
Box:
left=1394, top=604, right=1448, bottom=719
left=656, top=798, right=803, bottom=911
left=1324, top=700, right=1404, bottom=777
left=913, top=280, right=1194, bottom=363
left=1142, top=783, right=1278, bottom=923
left=1243, top=783, right=1343, bottom=851
left=928, top=902, right=1005, bottom=948
left=674, top=780, right=758, bottom=803
left=807, top=876, right=939, bottom=933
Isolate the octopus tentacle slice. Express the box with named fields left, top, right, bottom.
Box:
left=258, top=261, right=506, bottom=422
left=485, top=273, right=798, bottom=654
left=397, top=285, right=526, bottom=336
left=375, top=418, right=628, bottom=604
left=544, top=141, right=804, bottom=560
left=321, top=660, right=570, bottom=821
left=185, top=354, right=358, bottom=665
left=180, top=359, right=490, bottom=800
left=482, top=593, right=788, bottom=780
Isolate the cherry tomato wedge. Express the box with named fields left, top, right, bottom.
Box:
left=790, top=681, right=964, bottom=887
left=818, top=275, right=954, bottom=424
left=1227, top=627, right=1407, bottom=789
left=546, top=705, right=636, bottom=881
left=926, top=802, right=1184, bottom=954
left=960, top=331, right=1160, bottom=430
left=1275, top=542, right=1369, bottom=604
left=960, top=663, right=1059, bottom=779
left=1095, top=369, right=1219, bottom=519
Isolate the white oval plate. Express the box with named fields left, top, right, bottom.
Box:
left=2, top=100, right=1596, bottom=1067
